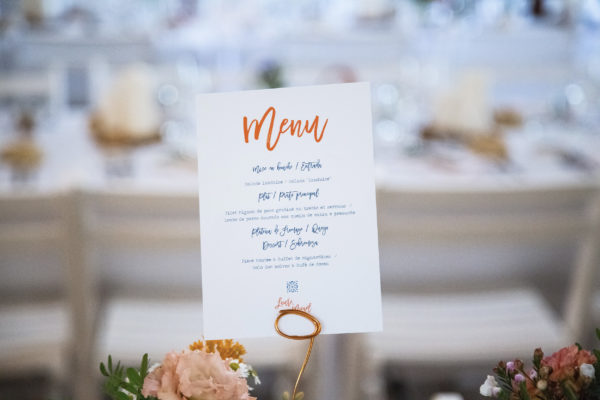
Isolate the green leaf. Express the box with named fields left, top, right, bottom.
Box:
left=562, top=382, right=578, bottom=400
left=141, top=353, right=149, bottom=377
left=498, top=391, right=510, bottom=400
left=518, top=381, right=531, bottom=400
left=115, top=391, right=131, bottom=400
left=108, top=355, right=113, bottom=373
left=495, top=371, right=514, bottom=393
left=115, top=362, right=123, bottom=377
left=575, top=342, right=582, bottom=350
left=100, top=362, right=109, bottom=377
left=294, top=392, right=305, bottom=400
left=120, top=381, right=138, bottom=394
left=532, top=349, right=543, bottom=371
left=596, top=328, right=600, bottom=341
left=126, top=367, right=142, bottom=386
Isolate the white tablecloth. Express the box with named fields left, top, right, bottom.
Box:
left=1, top=111, right=598, bottom=194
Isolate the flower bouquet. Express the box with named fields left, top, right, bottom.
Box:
left=481, top=329, right=600, bottom=400
left=100, top=339, right=260, bottom=400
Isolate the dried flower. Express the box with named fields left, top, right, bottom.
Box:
left=513, top=360, right=524, bottom=371
left=539, top=365, right=552, bottom=379
left=534, top=348, right=544, bottom=361
left=536, top=379, right=548, bottom=391
left=481, top=328, right=600, bottom=400
left=189, top=339, right=247, bottom=363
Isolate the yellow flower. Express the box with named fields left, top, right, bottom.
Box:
left=189, top=339, right=246, bottom=363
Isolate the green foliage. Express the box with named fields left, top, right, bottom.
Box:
left=99, top=354, right=155, bottom=400
left=562, top=382, right=578, bottom=400
left=494, top=364, right=514, bottom=394
left=497, top=390, right=510, bottom=400
left=532, top=348, right=543, bottom=371
left=518, top=381, right=531, bottom=400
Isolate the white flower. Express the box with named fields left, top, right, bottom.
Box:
left=229, top=360, right=260, bottom=388
left=236, top=362, right=250, bottom=378
left=480, top=375, right=501, bottom=397
left=251, top=369, right=261, bottom=386
left=580, top=363, right=595, bottom=379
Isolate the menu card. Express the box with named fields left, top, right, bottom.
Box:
left=197, top=83, right=381, bottom=339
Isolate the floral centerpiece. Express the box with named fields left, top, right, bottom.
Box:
left=481, top=329, right=600, bottom=400
left=100, top=339, right=260, bottom=400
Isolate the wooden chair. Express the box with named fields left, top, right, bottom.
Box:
left=0, top=192, right=72, bottom=396
left=365, top=184, right=600, bottom=399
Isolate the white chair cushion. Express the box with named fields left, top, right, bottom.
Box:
left=368, top=289, right=563, bottom=365
left=0, top=301, right=70, bottom=375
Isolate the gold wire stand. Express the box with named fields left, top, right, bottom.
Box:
left=274, top=309, right=322, bottom=400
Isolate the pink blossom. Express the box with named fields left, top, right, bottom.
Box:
left=177, top=350, right=253, bottom=400
left=142, top=350, right=255, bottom=400
left=541, top=345, right=597, bottom=382
left=142, top=351, right=185, bottom=400
left=528, top=369, right=537, bottom=379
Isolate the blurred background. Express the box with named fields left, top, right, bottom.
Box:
left=1, top=0, right=600, bottom=399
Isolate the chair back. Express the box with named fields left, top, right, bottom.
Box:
left=0, top=191, right=69, bottom=301
left=376, top=184, right=600, bottom=342
left=83, top=189, right=201, bottom=298
left=0, top=191, right=72, bottom=378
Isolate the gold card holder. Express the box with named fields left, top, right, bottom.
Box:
left=274, top=309, right=322, bottom=400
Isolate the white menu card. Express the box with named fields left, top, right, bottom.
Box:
left=197, top=83, right=381, bottom=339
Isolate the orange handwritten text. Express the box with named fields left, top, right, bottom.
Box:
left=243, top=107, right=327, bottom=151
left=274, top=297, right=312, bottom=313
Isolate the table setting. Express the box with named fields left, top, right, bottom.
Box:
left=2, top=2, right=600, bottom=400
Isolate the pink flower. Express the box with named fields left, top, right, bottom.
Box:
left=142, top=350, right=255, bottom=400
left=177, top=350, right=253, bottom=400
left=142, top=351, right=185, bottom=400
left=528, top=369, right=537, bottom=379
left=541, top=345, right=597, bottom=382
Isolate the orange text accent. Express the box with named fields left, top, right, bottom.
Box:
left=243, top=106, right=328, bottom=151
left=274, top=297, right=312, bottom=313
